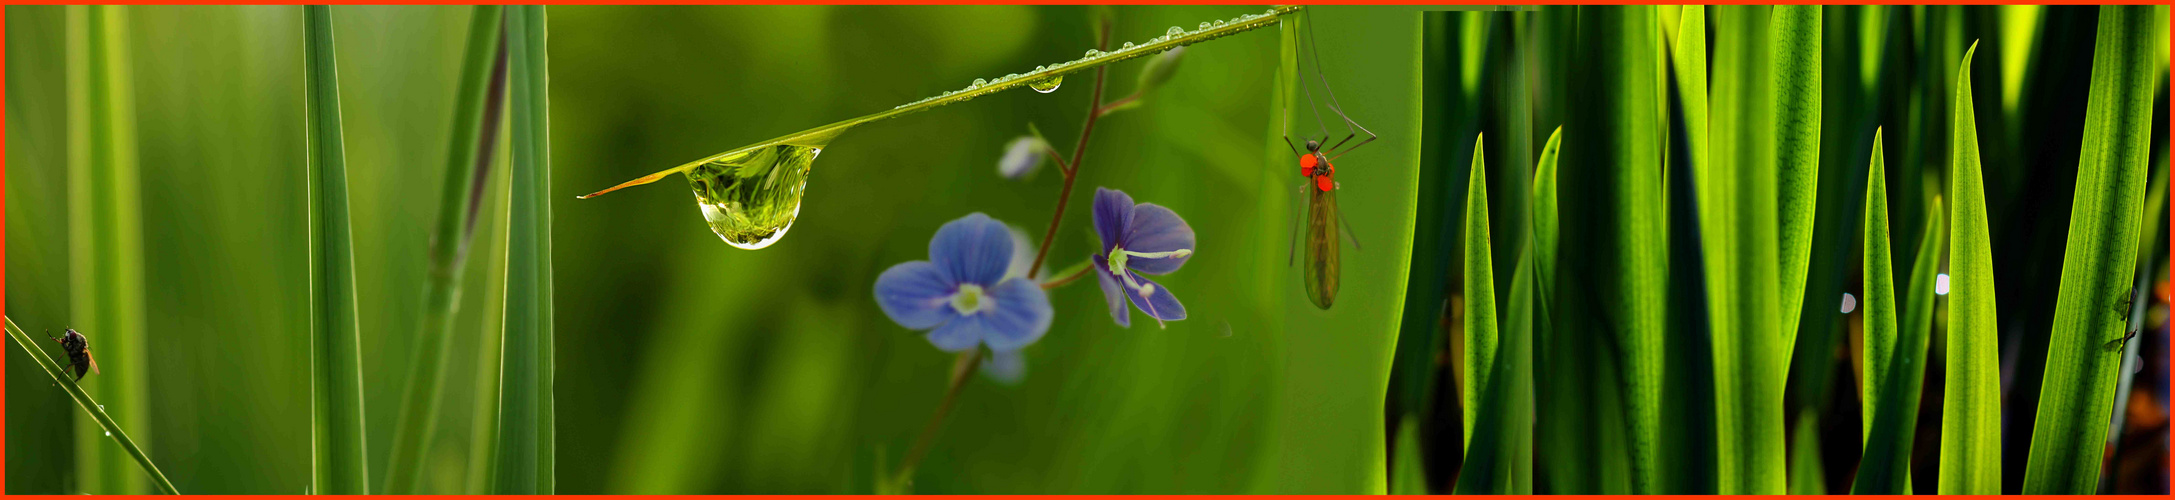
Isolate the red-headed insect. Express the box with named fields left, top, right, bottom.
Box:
left=1280, top=11, right=1376, bottom=310
left=46, top=328, right=99, bottom=382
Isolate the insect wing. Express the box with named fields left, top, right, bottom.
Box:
left=87, top=350, right=100, bottom=375
left=1303, top=185, right=1341, bottom=309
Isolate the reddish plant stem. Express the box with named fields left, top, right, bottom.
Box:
left=1028, top=21, right=1114, bottom=279
left=1040, top=262, right=1096, bottom=290
left=1094, top=92, right=1141, bottom=116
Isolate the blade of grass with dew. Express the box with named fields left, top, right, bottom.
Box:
left=1561, top=6, right=1665, bottom=493
left=1854, top=130, right=1942, bottom=494
left=1772, top=5, right=1820, bottom=362
left=65, top=5, right=150, bottom=494
left=5, top=317, right=177, bottom=494
left=496, top=5, right=554, bottom=494
left=303, top=5, right=370, bottom=494
left=2022, top=6, right=2162, bottom=493
left=1706, top=6, right=1783, bottom=493
left=1940, top=41, right=2001, bottom=495
left=574, top=5, right=1304, bottom=200
left=382, top=6, right=505, bottom=494
left=1459, top=133, right=1496, bottom=452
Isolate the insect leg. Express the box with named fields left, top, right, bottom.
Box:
left=1300, top=13, right=1380, bottom=162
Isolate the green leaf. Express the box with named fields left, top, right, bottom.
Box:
left=382, top=6, right=505, bottom=494
left=5, top=317, right=178, bottom=494
left=1939, top=41, right=2002, bottom=495
left=1561, top=6, right=1666, bottom=493
left=1389, top=416, right=1428, bottom=495
left=496, top=4, right=556, bottom=495
left=1460, top=133, right=1496, bottom=451
left=302, top=5, right=371, bottom=495
left=1705, top=5, right=1785, bottom=494
left=65, top=5, right=151, bottom=494
left=1659, top=8, right=1718, bottom=493
left=1853, top=130, right=1941, bottom=494
left=2022, top=6, right=2164, bottom=493
left=1771, top=5, right=1821, bottom=358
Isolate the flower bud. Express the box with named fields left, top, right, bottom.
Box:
left=998, top=136, right=1047, bottom=180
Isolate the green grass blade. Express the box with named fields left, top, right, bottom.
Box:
left=5, top=317, right=178, bottom=494
left=2021, top=6, right=2163, bottom=493
left=1854, top=130, right=1941, bottom=494
left=65, top=6, right=150, bottom=494
left=1785, top=412, right=1825, bottom=494
left=1460, top=133, right=1495, bottom=452
left=495, top=5, right=555, bottom=494
left=1672, top=6, right=1708, bottom=188
left=1771, top=5, right=1820, bottom=357
left=1706, top=5, right=1784, bottom=494
left=1939, top=41, right=2001, bottom=495
left=1453, top=136, right=1535, bottom=491
left=1660, top=8, right=1718, bottom=493
left=1561, top=6, right=1666, bottom=493
left=1532, top=127, right=1561, bottom=289
left=302, top=5, right=370, bottom=494
left=1390, top=416, right=1427, bottom=494
left=381, top=6, right=506, bottom=494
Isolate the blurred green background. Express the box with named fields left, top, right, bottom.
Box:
left=5, top=5, right=1422, bottom=494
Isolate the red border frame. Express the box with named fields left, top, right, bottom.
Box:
left=0, top=2, right=2164, bottom=496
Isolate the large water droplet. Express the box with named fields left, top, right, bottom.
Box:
left=1029, top=75, right=1063, bottom=93
left=1168, top=26, right=1185, bottom=36
left=686, top=144, right=822, bottom=249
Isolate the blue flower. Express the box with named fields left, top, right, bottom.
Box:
left=997, top=136, right=1047, bottom=180
left=875, top=213, right=1054, bottom=352
left=1092, top=188, right=1195, bottom=328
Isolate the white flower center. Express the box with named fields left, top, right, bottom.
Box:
left=951, top=283, right=990, bottom=316
left=1106, top=245, right=1192, bottom=329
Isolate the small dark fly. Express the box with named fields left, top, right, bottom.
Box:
left=46, top=328, right=99, bottom=382
left=1279, top=9, right=1376, bottom=310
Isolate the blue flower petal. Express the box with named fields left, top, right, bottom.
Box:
left=925, top=315, right=986, bottom=352
left=998, top=136, right=1045, bottom=180
left=1092, top=188, right=1134, bottom=254
left=1121, top=202, right=1195, bottom=275
left=1094, top=256, right=1131, bottom=328
left=873, top=260, right=958, bottom=330
left=981, top=348, right=1028, bottom=385
left=978, top=277, right=1053, bottom=351
left=929, top=213, right=1012, bottom=287
left=1123, top=272, right=1187, bottom=322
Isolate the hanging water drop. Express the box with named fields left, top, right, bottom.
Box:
left=685, top=143, right=824, bottom=249
left=1168, top=26, right=1185, bottom=36
left=1029, top=75, right=1063, bottom=93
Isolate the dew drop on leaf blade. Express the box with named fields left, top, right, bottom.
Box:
left=1168, top=26, right=1184, bottom=36
left=1029, top=75, right=1063, bottom=93
left=684, top=143, right=823, bottom=249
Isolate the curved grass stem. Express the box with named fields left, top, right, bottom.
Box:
left=576, top=5, right=1303, bottom=199
left=5, top=317, right=177, bottom=495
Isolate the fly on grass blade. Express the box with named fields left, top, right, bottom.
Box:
left=1280, top=10, right=1376, bottom=310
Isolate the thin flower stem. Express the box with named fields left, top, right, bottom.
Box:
left=4, top=317, right=178, bottom=494
left=1028, top=21, right=1114, bottom=278
left=895, top=349, right=984, bottom=487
